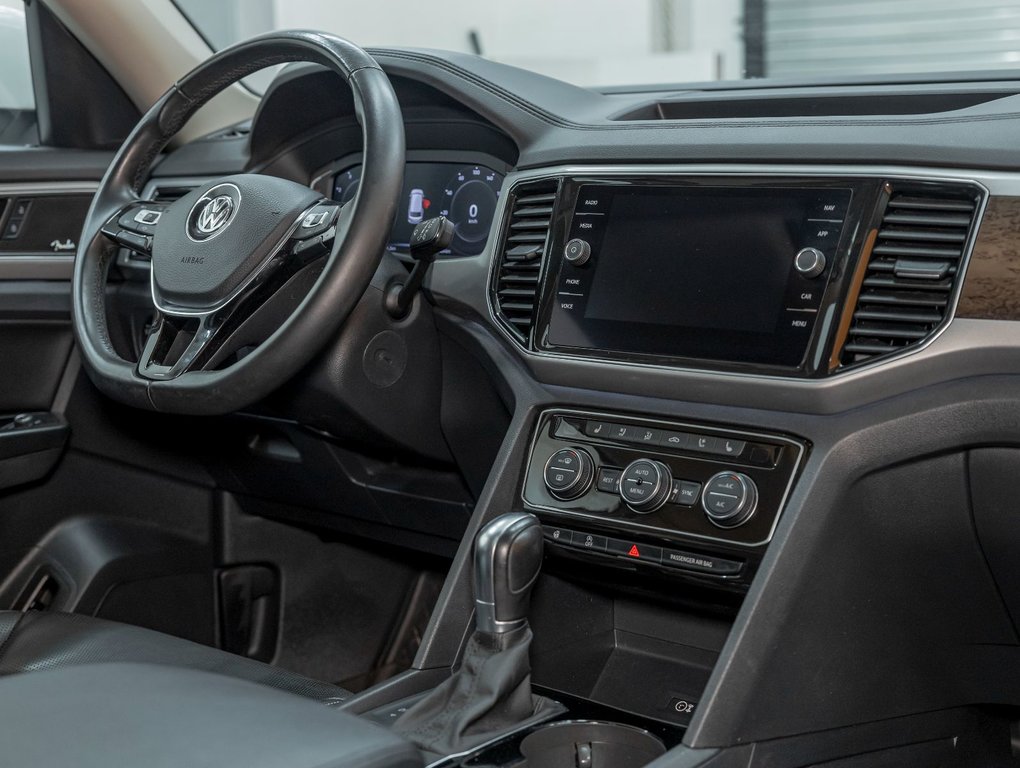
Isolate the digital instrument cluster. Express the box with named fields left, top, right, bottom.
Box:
left=333, top=162, right=503, bottom=257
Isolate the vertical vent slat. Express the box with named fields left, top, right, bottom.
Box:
left=839, top=185, right=980, bottom=368
left=491, top=179, right=559, bottom=346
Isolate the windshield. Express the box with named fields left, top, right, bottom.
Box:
left=174, top=0, right=1020, bottom=91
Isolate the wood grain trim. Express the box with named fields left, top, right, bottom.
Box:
left=828, top=227, right=878, bottom=372
left=957, top=196, right=1020, bottom=320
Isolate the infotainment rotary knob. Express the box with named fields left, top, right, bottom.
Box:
left=794, top=247, right=826, bottom=279
left=619, top=459, right=672, bottom=513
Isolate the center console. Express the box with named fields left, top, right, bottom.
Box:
left=488, top=408, right=809, bottom=738
left=522, top=409, right=805, bottom=589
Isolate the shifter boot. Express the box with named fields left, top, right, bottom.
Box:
left=393, top=625, right=556, bottom=757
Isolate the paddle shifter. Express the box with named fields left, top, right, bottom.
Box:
left=473, top=512, right=544, bottom=635
left=394, top=513, right=554, bottom=758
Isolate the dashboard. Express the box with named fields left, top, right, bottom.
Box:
left=141, top=53, right=1020, bottom=760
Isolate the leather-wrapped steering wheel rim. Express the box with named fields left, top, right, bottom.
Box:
left=72, top=31, right=405, bottom=414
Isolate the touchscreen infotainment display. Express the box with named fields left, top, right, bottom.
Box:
left=545, top=184, right=852, bottom=367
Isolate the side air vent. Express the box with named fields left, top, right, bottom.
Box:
left=492, top=179, right=559, bottom=345
left=839, top=185, right=981, bottom=367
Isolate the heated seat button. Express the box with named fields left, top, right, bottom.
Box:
left=608, top=424, right=635, bottom=441
left=661, top=549, right=743, bottom=576
left=630, top=427, right=661, bottom=446
left=584, top=421, right=612, bottom=439
left=596, top=467, right=621, bottom=494
left=708, top=439, right=746, bottom=458
left=607, top=538, right=662, bottom=563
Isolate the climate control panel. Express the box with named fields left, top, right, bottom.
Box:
left=522, top=410, right=805, bottom=550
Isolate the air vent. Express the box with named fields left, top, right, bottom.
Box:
left=492, top=179, right=559, bottom=345
left=839, top=185, right=981, bottom=367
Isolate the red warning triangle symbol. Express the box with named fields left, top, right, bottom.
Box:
left=627, top=544, right=641, bottom=557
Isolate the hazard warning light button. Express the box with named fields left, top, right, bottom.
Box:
left=606, top=538, right=662, bottom=563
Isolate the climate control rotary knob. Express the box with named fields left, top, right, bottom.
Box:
left=543, top=448, right=595, bottom=500
left=619, top=459, right=672, bottom=513
left=702, top=471, right=758, bottom=528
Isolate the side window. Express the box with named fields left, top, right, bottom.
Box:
left=0, top=0, right=34, bottom=144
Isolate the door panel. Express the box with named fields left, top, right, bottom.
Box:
left=0, top=177, right=97, bottom=407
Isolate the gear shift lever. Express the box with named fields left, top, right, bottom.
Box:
left=394, top=513, right=556, bottom=758
left=473, top=513, right=544, bottom=635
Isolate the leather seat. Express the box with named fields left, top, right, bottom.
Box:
left=0, top=610, right=352, bottom=705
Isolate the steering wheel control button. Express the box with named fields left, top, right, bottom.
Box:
left=543, top=448, right=595, bottom=500
left=134, top=209, right=162, bottom=227
left=563, top=238, right=592, bottom=266
left=596, top=467, right=622, bottom=494
left=113, top=230, right=152, bottom=255
left=297, top=204, right=339, bottom=240
left=570, top=532, right=607, bottom=552
left=117, top=206, right=165, bottom=236
left=794, top=247, right=827, bottom=278
left=661, top=549, right=743, bottom=576
left=606, top=538, right=662, bottom=563
left=291, top=232, right=330, bottom=259
left=670, top=480, right=702, bottom=506
left=702, top=471, right=759, bottom=528
left=619, top=459, right=672, bottom=513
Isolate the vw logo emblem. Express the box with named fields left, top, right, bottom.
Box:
left=187, top=183, right=241, bottom=242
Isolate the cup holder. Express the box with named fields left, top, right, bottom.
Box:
left=519, top=720, right=666, bottom=768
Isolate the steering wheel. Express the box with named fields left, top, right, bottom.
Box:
left=72, top=32, right=404, bottom=414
